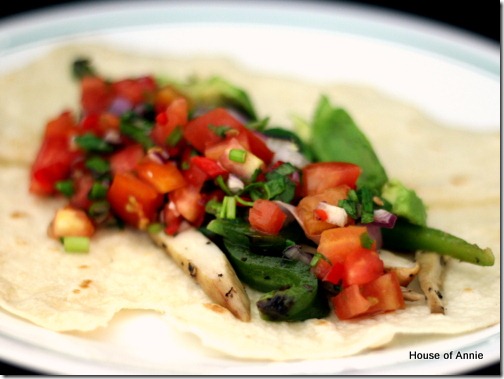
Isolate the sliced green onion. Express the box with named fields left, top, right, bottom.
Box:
left=88, top=182, right=108, bottom=200
left=55, top=180, right=75, bottom=197
left=166, top=125, right=183, bottom=147
left=147, top=223, right=163, bottom=234
left=310, top=253, right=331, bottom=267
left=63, top=236, right=90, bottom=253
left=219, top=196, right=236, bottom=219
left=85, top=157, right=110, bottom=175
left=229, top=148, right=247, bottom=163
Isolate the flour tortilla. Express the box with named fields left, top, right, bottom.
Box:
left=0, top=44, right=499, bottom=361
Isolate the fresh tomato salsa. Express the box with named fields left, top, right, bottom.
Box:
left=30, top=58, right=492, bottom=323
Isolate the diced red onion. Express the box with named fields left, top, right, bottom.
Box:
left=108, top=96, right=132, bottom=115
left=283, top=245, right=313, bottom=265
left=373, top=209, right=397, bottom=229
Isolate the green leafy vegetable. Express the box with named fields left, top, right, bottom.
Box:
left=311, top=96, right=388, bottom=192
left=165, top=76, right=258, bottom=121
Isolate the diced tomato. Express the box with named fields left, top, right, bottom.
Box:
left=331, top=284, right=374, bottom=320
left=154, top=86, right=190, bottom=113
left=333, top=272, right=405, bottom=320
left=190, top=156, right=228, bottom=178
left=136, top=160, right=186, bottom=194
left=109, top=144, right=145, bottom=175
left=43, top=111, right=76, bottom=139
left=301, top=162, right=362, bottom=196
left=169, top=185, right=205, bottom=225
left=183, top=161, right=209, bottom=189
left=162, top=203, right=183, bottom=235
left=69, top=174, right=94, bottom=210
left=79, top=113, right=120, bottom=137
left=183, top=108, right=244, bottom=152
left=322, top=261, right=345, bottom=285
left=30, top=112, right=81, bottom=196
left=112, top=76, right=157, bottom=106
left=296, top=186, right=351, bottom=237
left=151, top=97, right=189, bottom=146
left=249, top=199, right=286, bottom=235
left=343, top=249, right=384, bottom=287
left=237, top=127, right=274, bottom=164
left=217, top=138, right=265, bottom=180
left=80, top=76, right=112, bottom=115
left=361, top=272, right=405, bottom=314
left=204, top=133, right=250, bottom=161
left=314, top=225, right=372, bottom=280
left=107, top=172, right=163, bottom=229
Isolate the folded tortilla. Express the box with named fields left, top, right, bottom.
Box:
left=0, top=44, right=499, bottom=361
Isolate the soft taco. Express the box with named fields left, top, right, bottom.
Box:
left=0, top=44, right=499, bottom=362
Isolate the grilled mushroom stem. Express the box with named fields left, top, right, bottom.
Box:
left=416, top=251, right=445, bottom=314
left=385, top=262, right=420, bottom=287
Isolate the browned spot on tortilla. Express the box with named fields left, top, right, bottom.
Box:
left=15, top=237, right=28, bottom=246
left=10, top=211, right=28, bottom=219
left=79, top=279, right=92, bottom=289
left=73, top=289, right=81, bottom=294
left=204, top=303, right=228, bottom=314
left=464, top=287, right=473, bottom=292
left=450, top=175, right=468, bottom=186
left=79, top=265, right=89, bottom=269
left=314, top=319, right=331, bottom=327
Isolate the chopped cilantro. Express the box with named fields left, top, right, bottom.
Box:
left=360, top=232, right=375, bottom=249
left=74, top=133, right=114, bottom=153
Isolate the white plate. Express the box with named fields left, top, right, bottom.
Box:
left=0, top=1, right=500, bottom=375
